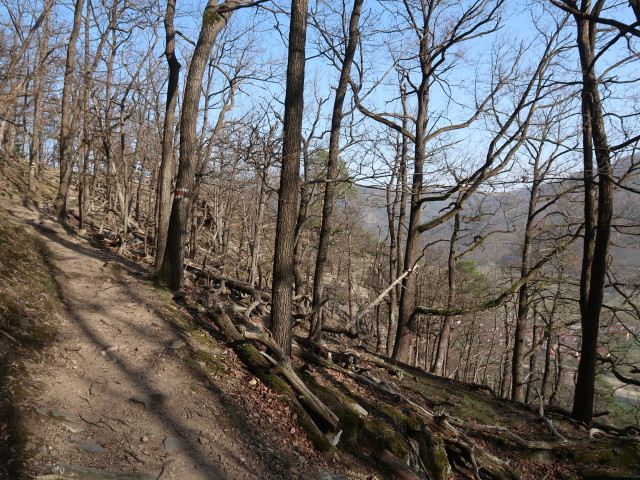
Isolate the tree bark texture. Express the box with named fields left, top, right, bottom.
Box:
left=270, top=0, right=309, bottom=356
left=571, top=1, right=614, bottom=424
left=155, top=0, right=181, bottom=270
left=54, top=0, right=85, bottom=219
left=160, top=0, right=238, bottom=289
left=310, top=0, right=363, bottom=341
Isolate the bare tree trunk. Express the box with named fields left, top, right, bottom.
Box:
left=160, top=0, right=239, bottom=289
left=309, top=0, right=363, bottom=341
left=387, top=99, right=409, bottom=356
left=271, top=0, right=309, bottom=355
left=393, top=59, right=428, bottom=362
left=54, top=0, right=86, bottom=219
left=550, top=340, right=564, bottom=407
left=569, top=1, right=614, bottom=424
left=292, top=177, right=312, bottom=314
left=155, top=0, right=181, bottom=269
left=249, top=126, right=275, bottom=286
left=511, top=164, right=542, bottom=401
left=78, top=0, right=93, bottom=229
left=28, top=8, right=50, bottom=193
left=540, top=283, right=560, bottom=402
left=189, top=201, right=200, bottom=259
left=499, top=309, right=513, bottom=398
left=385, top=163, right=399, bottom=355
left=392, top=41, right=432, bottom=362
left=541, top=330, right=554, bottom=402
left=432, top=212, right=459, bottom=376
left=249, top=169, right=267, bottom=286
left=525, top=322, right=540, bottom=404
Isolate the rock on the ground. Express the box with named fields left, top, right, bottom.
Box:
left=36, top=464, right=155, bottom=479
left=163, top=436, right=183, bottom=454
left=168, top=339, right=186, bottom=350
left=61, top=421, right=84, bottom=433
left=350, top=402, right=368, bottom=416
left=77, top=442, right=107, bottom=453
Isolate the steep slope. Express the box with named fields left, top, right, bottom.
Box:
left=0, top=162, right=638, bottom=479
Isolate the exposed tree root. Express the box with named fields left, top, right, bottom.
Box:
left=242, top=326, right=339, bottom=429
left=293, top=340, right=522, bottom=479
left=204, top=306, right=333, bottom=451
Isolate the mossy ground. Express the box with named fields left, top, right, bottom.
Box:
left=572, top=439, right=640, bottom=473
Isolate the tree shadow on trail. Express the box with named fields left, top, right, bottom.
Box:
left=26, top=224, right=268, bottom=479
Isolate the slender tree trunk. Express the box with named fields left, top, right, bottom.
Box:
left=293, top=179, right=311, bottom=313
left=271, top=0, right=309, bottom=356
left=28, top=9, right=50, bottom=193
left=499, top=310, right=513, bottom=398
left=525, top=322, right=540, bottom=403
left=249, top=169, right=267, bottom=286
left=550, top=340, right=564, bottom=406
left=28, top=36, right=45, bottom=190
left=155, top=0, right=181, bottom=269
left=388, top=98, right=409, bottom=356
left=570, top=2, right=614, bottom=424
left=78, top=0, right=93, bottom=229
left=189, top=201, right=199, bottom=259
left=511, top=167, right=541, bottom=401
left=432, top=212, right=459, bottom=375
left=541, top=330, right=554, bottom=402
left=385, top=162, right=399, bottom=355
left=393, top=48, right=430, bottom=362
left=54, top=0, right=86, bottom=219
left=540, top=283, right=560, bottom=401
left=310, top=0, right=363, bottom=341
left=160, top=0, right=238, bottom=289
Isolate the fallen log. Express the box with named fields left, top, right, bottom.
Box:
left=204, top=307, right=337, bottom=450
left=321, top=325, right=359, bottom=339
left=379, top=450, right=423, bottom=480
left=186, top=263, right=271, bottom=302
left=292, top=336, right=358, bottom=368
left=242, top=327, right=339, bottom=430
left=295, top=344, right=536, bottom=479
left=443, top=415, right=571, bottom=450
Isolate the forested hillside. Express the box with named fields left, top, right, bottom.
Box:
left=1, top=0, right=639, bottom=478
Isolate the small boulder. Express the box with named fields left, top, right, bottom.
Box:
left=77, top=442, right=106, bottom=453
left=163, top=437, right=183, bottom=454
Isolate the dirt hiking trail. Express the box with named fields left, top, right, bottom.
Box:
left=4, top=201, right=337, bottom=480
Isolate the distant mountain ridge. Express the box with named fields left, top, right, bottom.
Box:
left=354, top=155, right=640, bottom=280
